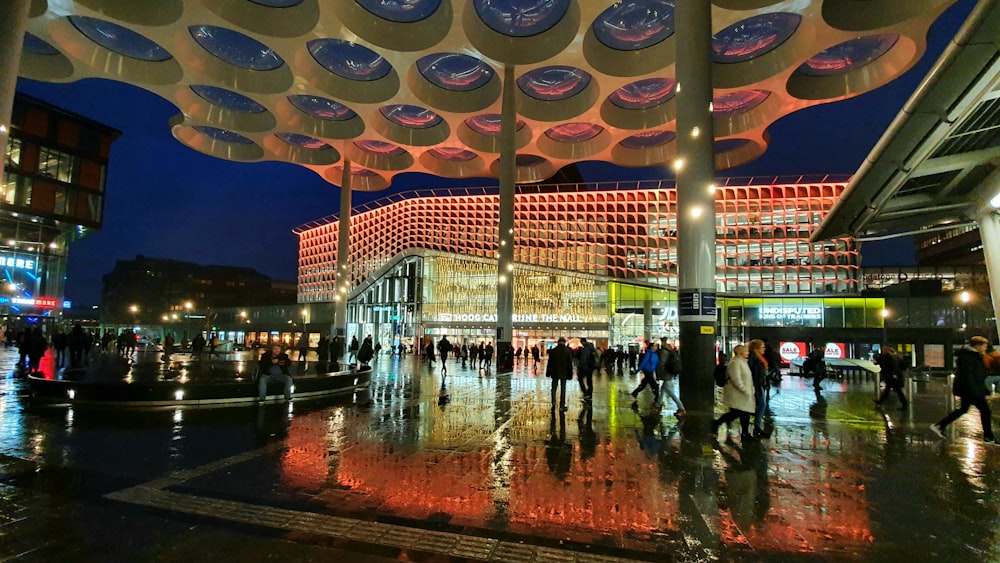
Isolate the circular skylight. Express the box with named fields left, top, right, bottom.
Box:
left=249, top=0, right=303, bottom=6
left=609, top=78, right=677, bottom=110
left=427, top=147, right=479, bottom=161
left=544, top=123, right=604, bottom=143
left=715, top=138, right=751, bottom=153
left=193, top=126, right=255, bottom=144
left=516, top=154, right=547, bottom=166
left=464, top=114, right=526, bottom=136
left=416, top=53, right=494, bottom=91
left=379, top=105, right=443, bottom=129
left=275, top=133, right=331, bottom=150
left=714, top=90, right=770, bottom=116
left=357, top=0, right=441, bottom=22
left=22, top=33, right=60, bottom=56
left=189, top=25, right=283, bottom=70
left=593, top=1, right=676, bottom=51
left=473, top=0, right=571, bottom=37
left=287, top=95, right=358, bottom=121
left=307, top=39, right=391, bottom=81
left=354, top=140, right=406, bottom=156
left=69, top=16, right=172, bottom=61
left=517, top=66, right=591, bottom=101
left=619, top=130, right=675, bottom=149
left=191, top=85, right=267, bottom=113
left=797, top=34, right=899, bottom=77
left=712, top=13, right=801, bottom=64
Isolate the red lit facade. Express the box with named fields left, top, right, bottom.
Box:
left=298, top=180, right=859, bottom=300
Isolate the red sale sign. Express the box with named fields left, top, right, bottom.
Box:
left=824, top=342, right=846, bottom=359
left=779, top=341, right=806, bottom=361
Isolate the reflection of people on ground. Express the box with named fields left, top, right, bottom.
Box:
left=437, top=378, right=450, bottom=407
left=258, top=344, right=293, bottom=402
left=718, top=442, right=768, bottom=529
left=577, top=403, right=597, bottom=463
left=546, top=337, right=574, bottom=411
left=713, top=344, right=756, bottom=443
left=635, top=410, right=665, bottom=458
left=809, top=388, right=829, bottom=444
left=544, top=410, right=571, bottom=480
left=930, top=335, right=996, bottom=443
left=874, top=346, right=908, bottom=410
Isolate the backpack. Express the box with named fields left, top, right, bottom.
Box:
left=666, top=347, right=682, bottom=375
left=714, top=362, right=729, bottom=387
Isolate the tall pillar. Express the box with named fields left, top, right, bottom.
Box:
left=675, top=1, right=718, bottom=414
left=643, top=300, right=653, bottom=344
left=334, top=159, right=352, bottom=343
left=496, top=65, right=516, bottom=372
left=0, top=0, right=31, bottom=182
left=978, top=210, right=1000, bottom=344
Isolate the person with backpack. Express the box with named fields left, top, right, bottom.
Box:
left=577, top=337, right=597, bottom=402
left=656, top=338, right=686, bottom=416
left=630, top=341, right=660, bottom=407
left=712, top=344, right=756, bottom=442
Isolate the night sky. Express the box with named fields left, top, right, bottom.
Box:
left=14, top=0, right=976, bottom=308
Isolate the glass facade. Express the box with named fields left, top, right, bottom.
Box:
left=2, top=95, right=118, bottom=324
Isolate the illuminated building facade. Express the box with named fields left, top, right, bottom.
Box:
left=297, top=179, right=888, bottom=350
left=1, top=93, right=118, bottom=325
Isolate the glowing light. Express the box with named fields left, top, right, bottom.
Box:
left=691, top=206, right=703, bottom=218
left=67, top=389, right=75, bottom=400
left=672, top=158, right=684, bottom=171
left=691, top=126, right=700, bottom=138
left=499, top=274, right=507, bottom=283
left=991, top=192, right=1000, bottom=208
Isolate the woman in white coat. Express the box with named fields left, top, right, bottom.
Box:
left=712, top=344, right=757, bottom=441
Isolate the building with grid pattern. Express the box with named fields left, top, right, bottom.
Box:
left=296, top=179, right=887, bottom=351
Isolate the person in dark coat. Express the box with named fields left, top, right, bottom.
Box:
left=67, top=324, right=87, bottom=369
left=577, top=337, right=597, bottom=402
left=27, top=327, right=48, bottom=372
left=357, top=335, right=374, bottom=366
left=315, top=333, right=330, bottom=373
left=874, top=346, right=908, bottom=409
left=546, top=337, right=574, bottom=411
left=748, top=339, right=769, bottom=438
left=930, top=336, right=996, bottom=443
left=52, top=328, right=67, bottom=368
left=258, top=344, right=293, bottom=401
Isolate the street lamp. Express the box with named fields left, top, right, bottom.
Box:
left=960, top=290, right=971, bottom=332
left=130, top=304, right=139, bottom=326
left=880, top=308, right=889, bottom=348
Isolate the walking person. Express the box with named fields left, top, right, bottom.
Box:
left=348, top=335, right=359, bottom=364
left=630, top=342, right=660, bottom=407
left=874, top=346, right=908, bottom=409
left=748, top=339, right=769, bottom=438
left=546, top=337, right=574, bottom=411
left=656, top=338, right=686, bottom=416
left=576, top=337, right=597, bottom=402
left=712, top=344, right=756, bottom=442
left=930, top=336, right=997, bottom=443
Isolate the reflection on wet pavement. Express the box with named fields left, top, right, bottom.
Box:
left=2, top=349, right=1000, bottom=561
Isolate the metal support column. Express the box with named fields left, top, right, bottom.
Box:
left=675, top=0, right=718, bottom=414
left=496, top=65, right=516, bottom=372
left=979, top=210, right=1000, bottom=344
left=334, top=159, right=352, bottom=344
left=0, top=0, right=31, bottom=183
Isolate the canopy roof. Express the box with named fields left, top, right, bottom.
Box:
left=813, top=0, right=1000, bottom=242
left=19, top=0, right=955, bottom=191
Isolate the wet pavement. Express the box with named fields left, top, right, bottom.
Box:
left=1, top=348, right=999, bottom=562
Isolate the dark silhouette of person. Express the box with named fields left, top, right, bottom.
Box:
left=546, top=337, right=574, bottom=411
left=931, top=336, right=996, bottom=443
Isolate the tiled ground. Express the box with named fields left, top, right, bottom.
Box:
left=1, top=348, right=999, bottom=561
